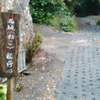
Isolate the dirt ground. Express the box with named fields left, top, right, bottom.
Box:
left=12, top=15, right=100, bottom=100
left=12, top=49, right=64, bottom=100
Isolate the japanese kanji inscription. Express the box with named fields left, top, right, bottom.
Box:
left=0, top=10, right=20, bottom=78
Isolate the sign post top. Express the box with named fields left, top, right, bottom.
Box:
left=0, top=10, right=20, bottom=78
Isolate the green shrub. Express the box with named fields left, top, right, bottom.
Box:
left=26, top=32, right=43, bottom=63
left=29, top=0, right=78, bottom=32
left=49, top=15, right=78, bottom=32
left=64, top=0, right=82, bottom=12
left=97, top=19, right=100, bottom=26
left=29, top=0, right=67, bottom=23
left=0, top=84, right=7, bottom=100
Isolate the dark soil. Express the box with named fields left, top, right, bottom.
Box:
left=12, top=49, right=64, bottom=100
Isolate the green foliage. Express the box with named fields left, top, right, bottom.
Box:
left=49, top=15, right=78, bottom=32
left=0, top=94, right=6, bottom=100
left=0, top=84, right=7, bottom=100
left=26, top=32, right=43, bottom=63
left=29, top=0, right=66, bottom=23
left=97, top=19, right=100, bottom=26
left=15, top=84, right=23, bottom=92
left=0, top=84, right=7, bottom=95
left=74, top=0, right=100, bottom=17
left=64, top=0, right=83, bottom=12
left=29, top=0, right=78, bottom=32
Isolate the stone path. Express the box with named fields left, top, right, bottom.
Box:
left=57, top=25, right=100, bottom=100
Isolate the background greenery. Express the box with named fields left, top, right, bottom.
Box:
left=66, top=0, right=100, bottom=17
left=29, top=0, right=100, bottom=32
left=29, top=0, right=78, bottom=32
left=64, top=0, right=100, bottom=27
left=97, top=19, right=100, bottom=26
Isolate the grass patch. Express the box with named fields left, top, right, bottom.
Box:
left=26, top=32, right=43, bottom=63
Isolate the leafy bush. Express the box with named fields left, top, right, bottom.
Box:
left=0, top=84, right=7, bottom=100
left=97, top=19, right=100, bottom=26
left=29, top=0, right=67, bottom=23
left=49, top=15, right=78, bottom=32
left=29, top=0, right=78, bottom=32
left=26, top=32, right=43, bottom=63
left=64, top=0, right=82, bottom=12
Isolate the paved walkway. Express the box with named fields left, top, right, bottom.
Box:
left=57, top=25, right=100, bottom=100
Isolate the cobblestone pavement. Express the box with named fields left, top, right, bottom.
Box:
left=57, top=25, right=100, bottom=100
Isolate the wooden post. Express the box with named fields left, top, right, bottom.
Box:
left=0, top=9, right=20, bottom=100
left=0, top=78, right=3, bottom=84
left=0, top=6, right=3, bottom=85
left=0, top=9, right=20, bottom=78
left=0, top=7, right=1, bottom=13
left=7, top=78, right=13, bottom=100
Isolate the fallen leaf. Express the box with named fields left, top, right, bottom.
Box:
left=2, top=3, right=4, bottom=6
left=39, top=57, right=46, bottom=60
left=42, top=67, right=45, bottom=71
left=35, top=68, right=39, bottom=71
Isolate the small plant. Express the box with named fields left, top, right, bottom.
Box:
left=26, top=32, right=43, bottom=63
left=33, top=62, right=37, bottom=66
left=16, top=84, right=20, bottom=89
left=0, top=84, right=7, bottom=100
left=97, top=19, right=100, bottom=26
left=15, top=84, right=24, bottom=92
